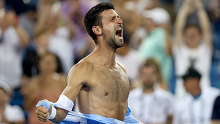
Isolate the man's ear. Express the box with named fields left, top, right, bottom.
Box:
left=92, top=26, right=102, bottom=36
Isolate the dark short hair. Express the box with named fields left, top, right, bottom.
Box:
left=183, top=23, right=202, bottom=34
left=182, top=66, right=201, bottom=82
left=84, top=2, right=114, bottom=43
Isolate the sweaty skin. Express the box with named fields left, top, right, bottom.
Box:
left=36, top=8, right=129, bottom=122
left=68, top=58, right=130, bottom=120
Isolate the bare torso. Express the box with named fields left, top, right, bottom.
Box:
left=75, top=57, right=130, bottom=121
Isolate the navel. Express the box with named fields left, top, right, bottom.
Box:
left=105, top=92, right=108, bottom=96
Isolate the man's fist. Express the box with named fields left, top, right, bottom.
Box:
left=36, top=100, right=52, bottom=122
left=36, top=106, right=49, bottom=122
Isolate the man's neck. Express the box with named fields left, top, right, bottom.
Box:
left=92, top=44, right=116, bottom=69
left=143, top=86, right=154, bottom=94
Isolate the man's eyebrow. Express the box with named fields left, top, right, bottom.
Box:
left=109, top=16, right=116, bottom=19
left=109, top=15, right=120, bottom=20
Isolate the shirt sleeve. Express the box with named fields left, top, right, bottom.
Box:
left=212, top=96, right=220, bottom=120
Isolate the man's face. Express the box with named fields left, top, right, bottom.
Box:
left=39, top=54, right=57, bottom=74
left=100, top=9, right=123, bottom=49
left=184, top=26, right=201, bottom=48
left=183, top=78, right=200, bottom=94
left=144, top=17, right=154, bottom=30
left=141, top=66, right=157, bottom=88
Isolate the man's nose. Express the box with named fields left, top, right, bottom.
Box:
left=117, top=18, right=123, bottom=25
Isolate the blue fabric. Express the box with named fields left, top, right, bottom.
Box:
left=52, top=108, right=142, bottom=124
left=36, top=100, right=51, bottom=110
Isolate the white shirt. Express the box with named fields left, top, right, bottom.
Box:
left=116, top=49, right=143, bottom=84
left=0, top=104, right=25, bottom=123
left=128, top=86, right=174, bottom=123
left=0, top=26, right=22, bottom=89
left=173, top=43, right=212, bottom=98
left=49, top=27, right=74, bottom=74
left=173, top=87, right=220, bottom=124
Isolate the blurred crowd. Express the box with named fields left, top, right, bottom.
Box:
left=0, top=0, right=220, bottom=123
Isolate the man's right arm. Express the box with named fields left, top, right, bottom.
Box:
left=36, top=62, right=93, bottom=122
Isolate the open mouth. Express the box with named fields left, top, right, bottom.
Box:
left=115, top=28, right=122, bottom=37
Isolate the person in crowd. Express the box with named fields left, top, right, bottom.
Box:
left=173, top=65, right=219, bottom=124
left=0, top=8, right=29, bottom=109
left=138, top=7, right=172, bottom=84
left=0, top=8, right=29, bottom=90
left=173, top=0, right=212, bottom=98
left=24, top=52, right=66, bottom=124
left=0, top=81, right=25, bottom=124
left=128, top=58, right=173, bottom=123
left=35, top=0, right=75, bottom=74
left=21, top=28, right=64, bottom=95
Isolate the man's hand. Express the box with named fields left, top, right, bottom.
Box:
left=36, top=106, right=50, bottom=122
left=36, top=100, right=52, bottom=122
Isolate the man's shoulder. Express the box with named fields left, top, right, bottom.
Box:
left=203, top=87, right=220, bottom=99
left=71, top=61, right=95, bottom=72
left=68, top=61, right=93, bottom=74
left=116, top=61, right=126, bottom=73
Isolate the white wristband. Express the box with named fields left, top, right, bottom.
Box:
left=55, top=95, right=74, bottom=111
left=48, top=104, right=56, bottom=120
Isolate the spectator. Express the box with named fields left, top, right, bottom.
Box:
left=173, top=65, right=219, bottom=124
left=21, top=28, right=64, bottom=94
left=24, top=52, right=66, bottom=124
left=138, top=7, right=172, bottom=83
left=22, top=28, right=52, bottom=78
left=116, top=31, right=143, bottom=88
left=128, top=58, right=173, bottom=123
left=173, top=0, right=212, bottom=97
left=0, top=9, right=29, bottom=90
left=35, top=1, right=75, bottom=74
left=0, top=81, right=25, bottom=124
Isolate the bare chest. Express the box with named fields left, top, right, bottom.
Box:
left=89, top=66, right=130, bottom=102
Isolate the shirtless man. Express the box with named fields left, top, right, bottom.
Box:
left=36, top=3, right=141, bottom=123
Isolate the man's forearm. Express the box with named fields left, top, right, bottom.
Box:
left=51, top=108, right=69, bottom=122
left=14, top=25, right=29, bottom=47
left=197, top=3, right=212, bottom=47
left=175, top=2, right=190, bottom=45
